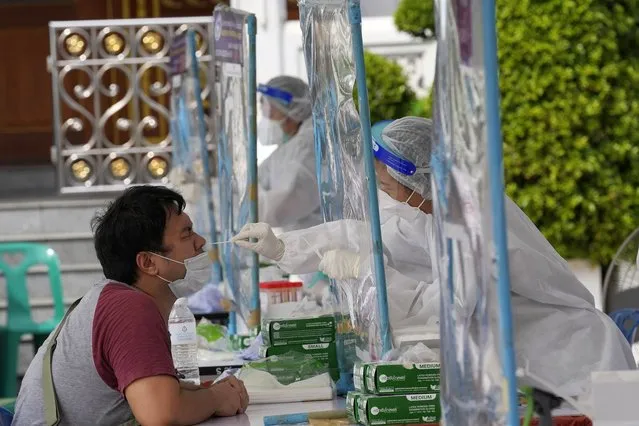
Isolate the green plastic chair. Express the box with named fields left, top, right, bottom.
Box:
left=0, top=397, right=14, bottom=413
left=0, top=243, right=64, bottom=398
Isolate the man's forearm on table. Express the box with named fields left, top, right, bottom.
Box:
left=175, top=388, right=217, bottom=425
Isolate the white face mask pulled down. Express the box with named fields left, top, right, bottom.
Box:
left=378, top=189, right=426, bottom=222
left=257, top=117, right=287, bottom=146
left=152, top=251, right=213, bottom=298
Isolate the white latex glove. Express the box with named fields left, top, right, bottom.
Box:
left=318, top=249, right=361, bottom=280
left=232, top=223, right=285, bottom=261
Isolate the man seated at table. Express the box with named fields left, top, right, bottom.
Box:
left=13, top=186, right=248, bottom=425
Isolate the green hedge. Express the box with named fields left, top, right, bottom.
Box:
left=498, top=0, right=639, bottom=263
left=362, top=51, right=417, bottom=124
left=393, top=0, right=434, bottom=39
left=411, top=90, right=433, bottom=119
left=394, top=0, right=639, bottom=263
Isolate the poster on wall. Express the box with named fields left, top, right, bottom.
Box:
left=214, top=9, right=244, bottom=65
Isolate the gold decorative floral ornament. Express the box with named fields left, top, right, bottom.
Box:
left=71, top=159, right=92, bottom=181
left=65, top=34, right=86, bottom=56
left=104, top=33, right=125, bottom=55
left=109, top=158, right=131, bottom=179
left=147, top=156, right=168, bottom=178
left=141, top=30, right=164, bottom=54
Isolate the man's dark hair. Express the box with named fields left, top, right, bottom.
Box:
left=91, top=185, right=186, bottom=285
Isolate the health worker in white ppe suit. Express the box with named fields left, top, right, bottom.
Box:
left=235, top=116, right=635, bottom=398
left=234, top=117, right=440, bottom=339
left=256, top=76, right=322, bottom=232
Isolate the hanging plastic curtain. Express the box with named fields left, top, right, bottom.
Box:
left=298, top=0, right=390, bottom=371
left=168, top=29, right=222, bottom=284
left=213, top=5, right=259, bottom=334
left=431, top=0, right=518, bottom=424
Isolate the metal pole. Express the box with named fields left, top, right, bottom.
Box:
left=347, top=0, right=392, bottom=354
left=48, top=24, right=64, bottom=193
left=208, top=18, right=224, bottom=284
left=481, top=0, right=518, bottom=423
left=246, top=13, right=261, bottom=325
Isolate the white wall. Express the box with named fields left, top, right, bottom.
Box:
left=230, top=0, right=288, bottom=163
left=230, top=0, right=289, bottom=85
left=361, top=0, right=402, bottom=17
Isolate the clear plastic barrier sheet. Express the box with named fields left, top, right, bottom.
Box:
left=299, top=0, right=383, bottom=366
left=168, top=29, right=222, bottom=282
left=431, top=0, right=507, bottom=423
left=214, top=6, right=259, bottom=331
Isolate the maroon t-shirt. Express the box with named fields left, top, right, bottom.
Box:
left=93, top=282, right=177, bottom=393
left=14, top=281, right=178, bottom=425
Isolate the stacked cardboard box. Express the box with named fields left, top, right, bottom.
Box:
left=259, top=316, right=341, bottom=381
left=347, top=361, right=442, bottom=425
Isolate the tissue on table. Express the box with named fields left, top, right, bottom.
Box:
left=382, top=342, right=440, bottom=363
left=237, top=366, right=334, bottom=404
left=244, top=353, right=329, bottom=385
left=263, top=295, right=333, bottom=321
left=391, top=318, right=440, bottom=350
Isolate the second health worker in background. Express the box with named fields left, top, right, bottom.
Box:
left=256, top=76, right=321, bottom=232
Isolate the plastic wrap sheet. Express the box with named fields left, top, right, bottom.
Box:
left=431, top=0, right=507, bottom=424
left=168, top=30, right=221, bottom=283
left=237, top=354, right=335, bottom=404
left=298, top=0, right=382, bottom=367
left=214, top=6, right=259, bottom=328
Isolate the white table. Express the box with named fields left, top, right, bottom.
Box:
left=198, top=398, right=345, bottom=425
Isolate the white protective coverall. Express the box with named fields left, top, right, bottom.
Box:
left=274, top=190, right=439, bottom=334
left=262, top=192, right=635, bottom=398
left=498, top=197, right=635, bottom=397
left=258, top=118, right=322, bottom=232
left=435, top=196, right=634, bottom=398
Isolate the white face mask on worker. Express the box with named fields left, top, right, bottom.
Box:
left=257, top=118, right=286, bottom=146
left=152, top=251, right=213, bottom=298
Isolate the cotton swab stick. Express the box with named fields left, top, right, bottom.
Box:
left=301, top=236, right=324, bottom=260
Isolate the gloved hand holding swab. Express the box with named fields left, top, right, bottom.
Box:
left=231, top=223, right=285, bottom=261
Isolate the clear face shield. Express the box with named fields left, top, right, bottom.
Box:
left=257, top=84, right=293, bottom=146
left=371, top=120, right=431, bottom=212
left=257, top=84, right=311, bottom=146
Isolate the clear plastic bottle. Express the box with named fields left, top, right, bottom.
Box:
left=168, top=297, right=200, bottom=385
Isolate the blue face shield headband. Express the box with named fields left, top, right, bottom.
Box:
left=257, top=84, right=293, bottom=106
left=371, top=120, right=431, bottom=176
